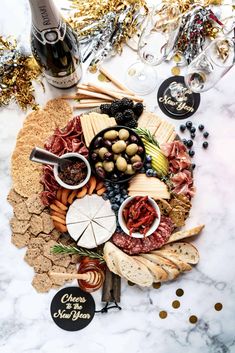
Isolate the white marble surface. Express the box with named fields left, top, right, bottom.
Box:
left=1, top=1, right=235, bottom=353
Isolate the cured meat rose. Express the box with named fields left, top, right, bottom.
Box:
left=161, top=140, right=191, bottom=173
left=112, top=216, right=173, bottom=255
left=170, top=170, right=195, bottom=198
left=40, top=116, right=88, bottom=205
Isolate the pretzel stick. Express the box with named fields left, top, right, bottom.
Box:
left=77, top=88, right=113, bottom=101
left=99, top=66, right=133, bottom=94
left=80, top=99, right=111, bottom=104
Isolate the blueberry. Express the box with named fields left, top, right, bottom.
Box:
left=108, top=191, right=115, bottom=198
left=180, top=124, right=186, bottom=132
left=203, top=141, right=209, bottom=149
left=146, top=155, right=152, bottom=162
left=140, top=167, right=145, bottom=173
left=190, top=127, right=196, bottom=133
left=203, top=132, right=209, bottom=138
left=198, top=124, right=204, bottom=131
left=191, top=133, right=196, bottom=139
left=189, top=150, right=195, bottom=157
left=153, top=171, right=157, bottom=177
left=114, top=195, right=121, bottom=203
left=145, top=162, right=152, bottom=169
left=186, top=121, right=192, bottom=129
left=106, top=186, right=112, bottom=192
left=187, top=140, right=193, bottom=148
left=182, top=138, right=188, bottom=146
left=119, top=197, right=124, bottom=204
left=192, top=163, right=196, bottom=170
left=112, top=204, right=119, bottom=211
left=146, top=169, right=154, bottom=177
left=121, top=189, right=128, bottom=195
left=110, top=197, right=116, bottom=204
left=114, top=184, right=120, bottom=189
left=123, top=195, right=129, bottom=200
left=102, top=193, right=108, bottom=200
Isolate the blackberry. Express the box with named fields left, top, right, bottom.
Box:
left=125, top=118, right=137, bottom=128
left=120, top=97, right=134, bottom=111
left=115, top=112, right=125, bottom=125
left=100, top=103, right=111, bottom=115
left=123, top=109, right=135, bottom=121
left=110, top=100, right=122, bottom=116
left=133, top=102, right=144, bottom=117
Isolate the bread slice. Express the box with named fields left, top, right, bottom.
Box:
left=140, top=253, right=180, bottom=280
left=160, top=242, right=199, bottom=264
left=151, top=250, right=192, bottom=272
left=103, top=242, right=154, bottom=287
left=133, top=256, right=169, bottom=282
left=166, top=225, right=205, bottom=244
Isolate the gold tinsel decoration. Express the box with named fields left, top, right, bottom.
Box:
left=0, top=36, right=41, bottom=110
left=69, top=0, right=147, bottom=53
left=162, top=0, right=223, bottom=14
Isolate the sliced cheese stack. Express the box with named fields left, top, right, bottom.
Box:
left=66, top=195, right=116, bottom=249
left=128, top=174, right=170, bottom=199
left=80, top=112, right=116, bottom=147
left=138, top=111, right=176, bottom=144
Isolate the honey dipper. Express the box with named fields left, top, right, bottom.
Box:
left=49, top=271, right=102, bottom=286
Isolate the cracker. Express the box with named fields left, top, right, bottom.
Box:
left=169, top=210, right=186, bottom=227
left=32, top=273, right=52, bottom=293
left=41, top=211, right=54, bottom=234
left=10, top=217, right=30, bottom=234
left=24, top=248, right=41, bottom=266
left=50, top=229, right=61, bottom=241
left=33, top=255, right=52, bottom=273
left=30, top=214, right=44, bottom=236
left=13, top=201, right=31, bottom=221
left=26, top=193, right=45, bottom=214
left=7, top=189, right=25, bottom=206
left=16, top=135, right=44, bottom=149
left=28, top=237, right=46, bottom=251
left=66, top=263, right=78, bottom=274
left=50, top=265, right=67, bottom=286
left=44, top=98, right=73, bottom=128
left=17, top=125, right=45, bottom=141
left=38, top=232, right=51, bottom=242
left=70, top=254, right=81, bottom=264
left=43, top=240, right=64, bottom=261
left=11, top=231, right=30, bottom=248
left=53, top=255, right=71, bottom=268
left=23, top=110, right=57, bottom=133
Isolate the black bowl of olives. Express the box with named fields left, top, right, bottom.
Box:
left=89, top=126, right=146, bottom=183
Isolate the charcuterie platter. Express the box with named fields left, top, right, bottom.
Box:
left=8, top=96, right=204, bottom=304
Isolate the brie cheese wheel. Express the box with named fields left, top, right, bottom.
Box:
left=66, top=195, right=117, bottom=249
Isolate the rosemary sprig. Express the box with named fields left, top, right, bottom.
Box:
left=134, top=127, right=160, bottom=148
left=51, top=243, right=105, bottom=263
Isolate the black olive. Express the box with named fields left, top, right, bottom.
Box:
left=104, top=152, right=113, bottom=161
left=94, top=136, right=103, bottom=149
left=96, top=166, right=106, bottom=178
left=137, top=146, right=144, bottom=154
left=91, top=152, right=98, bottom=161
left=103, top=140, right=112, bottom=149
left=129, top=135, right=138, bottom=143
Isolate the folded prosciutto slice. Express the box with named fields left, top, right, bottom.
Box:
left=161, top=140, right=191, bottom=173
left=170, top=170, right=195, bottom=198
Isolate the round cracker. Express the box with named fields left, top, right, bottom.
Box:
left=44, top=98, right=73, bottom=128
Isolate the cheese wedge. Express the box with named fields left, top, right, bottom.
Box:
left=93, top=215, right=116, bottom=234
left=77, top=223, right=97, bottom=249
left=91, top=221, right=113, bottom=245
left=67, top=221, right=90, bottom=241
left=66, top=204, right=89, bottom=224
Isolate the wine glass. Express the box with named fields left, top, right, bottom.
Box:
left=125, top=3, right=181, bottom=95
left=185, top=35, right=235, bottom=93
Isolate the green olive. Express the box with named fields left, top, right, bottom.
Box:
left=119, top=129, right=130, bottom=141
left=126, top=143, right=139, bottom=156
left=125, top=164, right=135, bottom=175
left=103, top=161, right=114, bottom=172
left=113, top=153, right=121, bottom=161
left=112, top=140, right=126, bottom=153
left=104, top=130, right=118, bottom=140
left=116, top=156, right=127, bottom=172
left=95, top=161, right=103, bottom=168
left=131, top=154, right=142, bottom=163
left=98, top=147, right=109, bottom=159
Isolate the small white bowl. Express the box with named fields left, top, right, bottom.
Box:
left=54, top=152, right=91, bottom=190
left=118, top=196, right=161, bottom=238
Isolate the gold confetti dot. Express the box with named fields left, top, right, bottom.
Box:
left=159, top=310, right=167, bottom=319
left=98, top=73, right=110, bottom=82
left=189, top=315, right=198, bottom=324
left=173, top=54, right=181, bottom=63
left=152, top=282, right=161, bottom=289
left=127, top=281, right=135, bottom=286
left=171, top=66, right=181, bottom=76
left=214, top=303, right=223, bottom=311
left=176, top=288, right=184, bottom=297
left=172, top=300, right=180, bottom=309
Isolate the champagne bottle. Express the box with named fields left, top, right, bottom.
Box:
left=29, top=0, right=82, bottom=88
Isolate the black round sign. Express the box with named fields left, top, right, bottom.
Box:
left=50, top=287, right=95, bottom=331
left=157, top=76, right=200, bottom=120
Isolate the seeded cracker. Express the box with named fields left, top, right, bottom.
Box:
left=30, top=214, right=44, bottom=236
left=32, top=273, right=52, bottom=293
left=26, top=193, right=45, bottom=215
left=53, top=255, right=71, bottom=268
left=38, top=232, right=52, bottom=242
left=28, top=237, right=46, bottom=251
left=11, top=231, right=30, bottom=248
left=33, top=255, right=52, bottom=274
left=41, top=211, right=54, bottom=234
left=44, top=98, right=73, bottom=127
left=13, top=201, right=31, bottom=221
left=10, top=217, right=30, bottom=234
left=7, top=189, right=26, bottom=207
left=43, top=240, right=64, bottom=261
left=24, top=248, right=41, bottom=266
left=50, top=265, right=67, bottom=286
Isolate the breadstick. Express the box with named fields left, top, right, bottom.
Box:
left=87, top=82, right=121, bottom=100
left=99, top=67, right=133, bottom=94
left=73, top=103, right=109, bottom=109
left=77, top=89, right=113, bottom=101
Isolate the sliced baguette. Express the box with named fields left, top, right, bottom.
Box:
left=160, top=242, right=199, bottom=264
left=151, top=250, right=192, bottom=272
left=166, top=225, right=205, bottom=244
left=103, top=242, right=153, bottom=287
left=140, top=253, right=180, bottom=280
left=133, top=256, right=169, bottom=282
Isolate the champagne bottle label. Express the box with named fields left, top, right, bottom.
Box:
left=32, top=20, right=66, bottom=45
left=44, top=65, right=82, bottom=88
